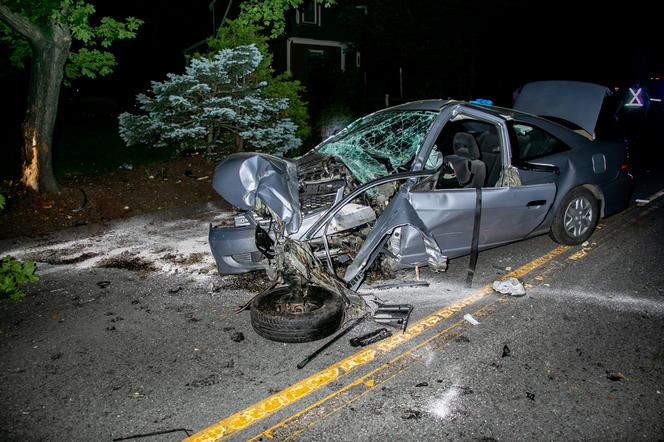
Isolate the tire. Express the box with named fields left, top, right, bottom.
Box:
left=250, top=285, right=344, bottom=343
left=549, top=187, right=599, bottom=245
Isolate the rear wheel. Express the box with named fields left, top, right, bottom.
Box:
left=549, top=187, right=599, bottom=245
left=250, top=285, right=344, bottom=343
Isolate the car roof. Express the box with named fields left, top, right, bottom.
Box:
left=381, top=99, right=590, bottom=147
left=383, top=99, right=545, bottom=122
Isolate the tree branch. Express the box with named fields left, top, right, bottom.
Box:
left=0, top=3, right=44, bottom=43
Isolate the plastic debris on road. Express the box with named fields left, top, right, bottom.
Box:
left=492, top=277, right=526, bottom=296
left=463, top=313, right=479, bottom=325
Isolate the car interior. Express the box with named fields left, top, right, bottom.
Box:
left=427, top=119, right=503, bottom=189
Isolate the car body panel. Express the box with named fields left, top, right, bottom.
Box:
left=409, top=183, right=556, bottom=258
left=212, top=152, right=302, bottom=234
left=514, top=80, right=611, bottom=139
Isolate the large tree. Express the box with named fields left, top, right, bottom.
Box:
left=0, top=0, right=141, bottom=193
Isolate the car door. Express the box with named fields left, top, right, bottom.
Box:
left=409, top=184, right=556, bottom=258
left=409, top=111, right=556, bottom=258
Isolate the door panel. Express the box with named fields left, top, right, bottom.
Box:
left=409, top=183, right=556, bottom=257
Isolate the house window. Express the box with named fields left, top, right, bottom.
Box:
left=301, top=0, right=319, bottom=25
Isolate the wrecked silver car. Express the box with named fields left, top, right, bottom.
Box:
left=209, top=81, right=634, bottom=342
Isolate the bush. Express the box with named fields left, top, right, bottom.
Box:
left=1, top=256, right=39, bottom=301
left=207, top=19, right=310, bottom=143
left=118, top=44, right=301, bottom=156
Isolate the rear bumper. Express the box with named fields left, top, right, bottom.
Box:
left=208, top=224, right=267, bottom=274
left=600, top=172, right=635, bottom=216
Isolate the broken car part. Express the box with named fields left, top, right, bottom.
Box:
left=297, top=313, right=369, bottom=369
left=349, top=328, right=392, bottom=347
left=250, top=285, right=345, bottom=343
left=367, top=280, right=430, bottom=290
left=373, top=303, right=414, bottom=333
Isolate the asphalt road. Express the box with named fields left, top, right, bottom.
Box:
left=1, top=167, right=663, bottom=441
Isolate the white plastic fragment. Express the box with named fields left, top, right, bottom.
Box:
left=463, top=314, right=479, bottom=325
left=492, top=277, right=526, bottom=296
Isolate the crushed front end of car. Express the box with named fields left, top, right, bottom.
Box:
left=208, top=108, right=449, bottom=342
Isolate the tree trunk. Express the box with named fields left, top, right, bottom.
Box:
left=21, top=22, right=71, bottom=193
left=234, top=133, right=245, bottom=152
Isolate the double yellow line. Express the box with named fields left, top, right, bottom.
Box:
left=185, top=192, right=664, bottom=441
left=185, top=245, right=572, bottom=442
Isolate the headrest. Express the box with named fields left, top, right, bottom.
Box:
left=452, top=132, right=481, bottom=160
left=478, top=129, right=500, bottom=153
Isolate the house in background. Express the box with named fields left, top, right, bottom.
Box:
left=185, top=0, right=367, bottom=144
left=272, top=1, right=365, bottom=142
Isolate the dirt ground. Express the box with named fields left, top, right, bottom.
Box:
left=0, top=154, right=220, bottom=239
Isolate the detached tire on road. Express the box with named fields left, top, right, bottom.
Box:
left=250, top=286, right=344, bottom=343
left=549, top=187, right=599, bottom=245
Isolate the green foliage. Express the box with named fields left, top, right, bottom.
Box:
left=0, top=255, right=39, bottom=301
left=264, top=72, right=310, bottom=141
left=0, top=194, right=5, bottom=210
left=237, top=0, right=337, bottom=38
left=65, top=47, right=115, bottom=79
left=119, top=45, right=301, bottom=156
left=207, top=19, right=270, bottom=63
left=0, top=27, right=29, bottom=68
left=0, top=0, right=143, bottom=81
left=207, top=19, right=310, bottom=141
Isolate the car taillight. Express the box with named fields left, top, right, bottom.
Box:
left=620, top=150, right=630, bottom=172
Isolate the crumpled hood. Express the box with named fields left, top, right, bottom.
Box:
left=514, top=80, right=611, bottom=139
left=212, top=153, right=302, bottom=234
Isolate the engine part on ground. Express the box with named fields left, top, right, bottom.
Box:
left=297, top=313, right=369, bottom=369
left=367, top=280, right=429, bottom=290
left=349, top=328, right=392, bottom=347
left=250, top=285, right=345, bottom=343
left=373, top=303, right=414, bottom=333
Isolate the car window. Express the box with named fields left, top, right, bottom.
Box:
left=423, top=119, right=503, bottom=188
left=511, top=123, right=570, bottom=161
left=316, top=110, right=437, bottom=184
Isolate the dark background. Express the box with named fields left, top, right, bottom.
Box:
left=1, top=0, right=661, bottom=179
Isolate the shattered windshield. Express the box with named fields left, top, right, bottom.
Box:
left=316, top=110, right=437, bottom=184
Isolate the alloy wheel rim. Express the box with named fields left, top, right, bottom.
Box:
left=563, top=197, right=593, bottom=238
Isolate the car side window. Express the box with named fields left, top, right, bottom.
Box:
left=421, top=119, right=504, bottom=189
left=512, top=123, right=569, bottom=161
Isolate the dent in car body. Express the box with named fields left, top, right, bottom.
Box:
left=212, top=152, right=302, bottom=234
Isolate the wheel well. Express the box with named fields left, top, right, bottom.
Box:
left=580, top=184, right=605, bottom=218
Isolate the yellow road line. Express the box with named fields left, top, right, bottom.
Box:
left=184, top=245, right=570, bottom=442
left=251, top=302, right=502, bottom=441
left=246, top=198, right=664, bottom=440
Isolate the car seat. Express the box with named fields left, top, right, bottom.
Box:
left=477, top=128, right=502, bottom=187
left=446, top=132, right=487, bottom=188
